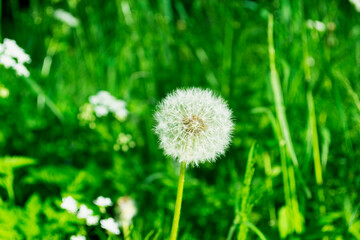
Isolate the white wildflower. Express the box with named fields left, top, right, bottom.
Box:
left=0, top=38, right=31, bottom=77
left=70, top=235, right=86, bottom=240
left=94, top=105, right=109, bottom=117
left=54, top=9, right=79, bottom=27
left=3, top=38, right=31, bottom=64
left=88, top=91, right=128, bottom=120
left=77, top=204, right=93, bottom=219
left=154, top=88, right=234, bottom=166
left=61, top=196, right=78, bottom=213
left=100, top=218, right=120, bottom=235
left=93, top=196, right=113, bottom=207
left=0, top=55, right=16, bottom=68
left=13, top=63, right=30, bottom=77
left=86, top=215, right=100, bottom=226
left=115, top=196, right=137, bottom=224
left=349, top=0, right=360, bottom=12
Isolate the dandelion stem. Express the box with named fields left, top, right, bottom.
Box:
left=169, top=162, right=186, bottom=240
left=122, top=222, right=130, bottom=240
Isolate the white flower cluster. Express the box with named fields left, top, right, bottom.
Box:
left=100, top=218, right=120, bottom=235
left=154, top=88, right=234, bottom=166
left=349, top=0, right=360, bottom=12
left=306, top=20, right=326, bottom=32
left=61, top=196, right=100, bottom=226
left=0, top=38, right=31, bottom=77
left=89, top=91, right=128, bottom=120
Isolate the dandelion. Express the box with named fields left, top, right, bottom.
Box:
left=154, top=88, right=233, bottom=240
left=70, top=235, right=86, bottom=240
left=154, top=88, right=233, bottom=166
left=93, top=196, right=113, bottom=208
left=100, top=218, right=120, bottom=235
left=0, top=38, right=31, bottom=77
left=61, top=196, right=78, bottom=214
left=77, top=204, right=93, bottom=219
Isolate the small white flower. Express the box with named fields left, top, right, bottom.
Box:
left=94, top=105, right=109, bottom=117
left=154, top=88, right=234, bottom=166
left=93, top=196, right=113, bottom=207
left=13, top=63, right=30, bottom=77
left=86, top=215, right=100, bottom=226
left=77, top=204, right=93, bottom=219
left=115, top=196, right=137, bottom=224
left=3, top=38, right=31, bottom=64
left=100, top=218, right=120, bottom=235
left=54, top=9, right=79, bottom=27
left=88, top=91, right=128, bottom=120
left=0, top=55, right=16, bottom=68
left=61, top=196, right=78, bottom=213
left=306, top=20, right=326, bottom=32
left=70, top=235, right=86, bottom=240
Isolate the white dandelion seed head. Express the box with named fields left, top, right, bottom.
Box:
left=154, top=88, right=234, bottom=166
left=100, top=218, right=120, bottom=235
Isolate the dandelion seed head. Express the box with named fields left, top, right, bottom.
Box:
left=154, top=88, right=234, bottom=166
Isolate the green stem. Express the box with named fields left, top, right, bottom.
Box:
left=169, top=162, right=186, bottom=240
left=122, top=222, right=130, bottom=240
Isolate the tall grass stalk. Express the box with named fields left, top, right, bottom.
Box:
left=237, top=143, right=256, bottom=240
left=169, top=162, right=186, bottom=240
left=267, top=14, right=310, bottom=198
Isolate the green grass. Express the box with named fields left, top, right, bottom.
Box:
left=0, top=0, right=360, bottom=239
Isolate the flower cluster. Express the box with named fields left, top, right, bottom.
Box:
left=154, top=88, right=234, bottom=166
left=113, top=133, right=136, bottom=152
left=0, top=38, right=31, bottom=77
left=89, top=91, right=128, bottom=120
left=60, top=196, right=120, bottom=235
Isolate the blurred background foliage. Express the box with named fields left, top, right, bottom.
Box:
left=0, top=0, right=360, bottom=239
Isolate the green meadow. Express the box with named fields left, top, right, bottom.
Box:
left=0, top=0, right=360, bottom=239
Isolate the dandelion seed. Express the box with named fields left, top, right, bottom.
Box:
left=61, top=196, right=78, bottom=213
left=93, top=196, right=113, bottom=207
left=100, top=218, right=120, bottom=235
left=154, top=88, right=234, bottom=166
